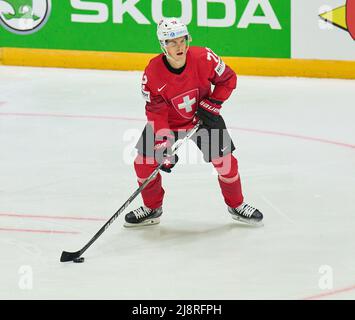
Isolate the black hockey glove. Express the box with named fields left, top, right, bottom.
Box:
left=196, top=98, right=222, bottom=129
left=154, top=139, right=179, bottom=173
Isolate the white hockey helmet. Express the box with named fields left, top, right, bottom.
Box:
left=157, top=17, right=190, bottom=47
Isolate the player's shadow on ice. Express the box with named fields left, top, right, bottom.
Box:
left=137, top=222, right=259, bottom=244
left=100, top=221, right=263, bottom=258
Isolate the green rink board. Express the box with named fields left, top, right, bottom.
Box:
left=0, top=0, right=291, bottom=58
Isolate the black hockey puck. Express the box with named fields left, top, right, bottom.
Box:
left=73, top=257, right=85, bottom=263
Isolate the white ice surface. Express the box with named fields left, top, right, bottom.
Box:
left=0, top=66, right=354, bottom=300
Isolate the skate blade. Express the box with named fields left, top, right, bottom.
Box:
left=124, top=218, right=160, bottom=228
left=231, top=215, right=264, bottom=227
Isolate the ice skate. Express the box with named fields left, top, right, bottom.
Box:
left=228, top=203, right=263, bottom=226
left=124, top=206, right=163, bottom=227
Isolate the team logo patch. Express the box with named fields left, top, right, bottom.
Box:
left=215, top=58, right=226, bottom=76
left=0, top=0, right=51, bottom=34
left=171, top=89, right=199, bottom=119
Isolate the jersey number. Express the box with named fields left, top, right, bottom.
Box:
left=206, top=48, right=219, bottom=63
left=141, top=74, right=151, bottom=102
left=206, top=47, right=225, bottom=76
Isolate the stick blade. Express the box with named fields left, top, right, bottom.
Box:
left=60, top=250, right=81, bottom=262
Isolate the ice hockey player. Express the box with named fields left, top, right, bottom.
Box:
left=124, top=17, right=263, bottom=227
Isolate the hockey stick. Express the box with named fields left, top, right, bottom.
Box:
left=60, top=122, right=201, bottom=262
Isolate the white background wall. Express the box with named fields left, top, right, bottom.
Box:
left=292, top=0, right=355, bottom=60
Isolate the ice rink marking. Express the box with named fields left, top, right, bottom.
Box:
left=0, top=227, right=80, bottom=235
left=303, top=284, right=355, bottom=300
left=0, top=212, right=106, bottom=222
left=1, top=112, right=354, bottom=149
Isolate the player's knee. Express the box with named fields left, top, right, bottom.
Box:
left=212, top=153, right=238, bottom=177
left=134, top=154, right=159, bottom=179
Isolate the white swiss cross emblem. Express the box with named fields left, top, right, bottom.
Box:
left=171, top=89, right=199, bottom=119
left=178, top=96, right=195, bottom=113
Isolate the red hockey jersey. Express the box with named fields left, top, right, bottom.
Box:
left=141, top=46, right=237, bottom=135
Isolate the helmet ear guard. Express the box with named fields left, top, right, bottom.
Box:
left=187, top=34, right=192, bottom=43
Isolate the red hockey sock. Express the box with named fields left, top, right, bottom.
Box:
left=134, top=155, right=165, bottom=209
left=212, top=153, right=244, bottom=208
